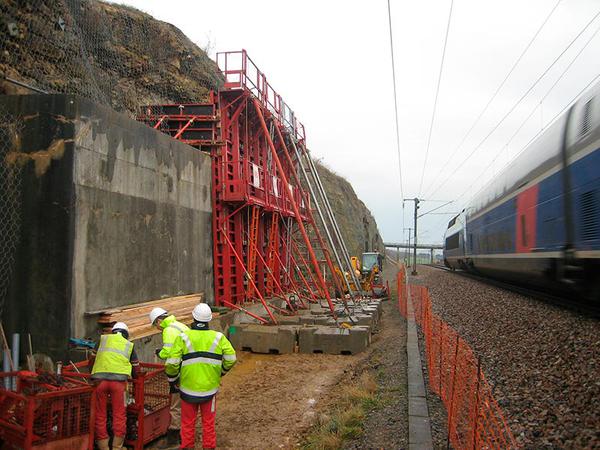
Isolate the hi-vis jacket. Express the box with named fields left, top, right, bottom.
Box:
left=91, top=333, right=137, bottom=381
left=165, top=325, right=236, bottom=403
left=158, top=315, right=189, bottom=359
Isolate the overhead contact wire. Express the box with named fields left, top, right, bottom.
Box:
left=418, top=0, right=455, bottom=196
left=387, top=0, right=405, bottom=230
left=421, top=0, right=563, bottom=198
left=426, top=8, right=600, bottom=200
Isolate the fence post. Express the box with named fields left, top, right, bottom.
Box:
left=438, top=320, right=443, bottom=395
left=446, top=334, right=460, bottom=449
left=472, top=356, right=482, bottom=450
left=426, top=299, right=432, bottom=375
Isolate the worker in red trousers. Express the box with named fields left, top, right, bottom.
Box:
left=165, top=303, right=236, bottom=450
left=90, top=322, right=139, bottom=450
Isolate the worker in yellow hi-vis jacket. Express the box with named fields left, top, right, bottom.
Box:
left=165, top=303, right=236, bottom=450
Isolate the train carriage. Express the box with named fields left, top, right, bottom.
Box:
left=444, top=81, right=600, bottom=299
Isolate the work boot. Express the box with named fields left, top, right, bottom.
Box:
left=95, top=439, right=109, bottom=450
left=111, top=436, right=125, bottom=450
left=166, top=429, right=181, bottom=446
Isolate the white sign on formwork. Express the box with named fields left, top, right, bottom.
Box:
left=288, top=183, right=294, bottom=198
left=251, top=163, right=261, bottom=188
left=272, top=176, right=279, bottom=197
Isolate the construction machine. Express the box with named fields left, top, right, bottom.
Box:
left=336, top=252, right=388, bottom=298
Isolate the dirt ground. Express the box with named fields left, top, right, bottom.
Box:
left=344, top=298, right=408, bottom=449
left=186, top=264, right=410, bottom=449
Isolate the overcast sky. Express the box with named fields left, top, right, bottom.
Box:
left=109, top=0, right=600, bottom=246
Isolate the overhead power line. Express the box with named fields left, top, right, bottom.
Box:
left=425, top=8, right=600, bottom=200
left=386, top=0, right=404, bottom=204
left=462, top=62, right=600, bottom=210
left=418, top=64, right=600, bottom=244
left=421, top=0, right=563, bottom=198
left=418, top=0, right=455, bottom=196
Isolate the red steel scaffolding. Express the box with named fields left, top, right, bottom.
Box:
left=138, top=50, right=348, bottom=321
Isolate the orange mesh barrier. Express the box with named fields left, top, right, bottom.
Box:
left=396, top=271, right=518, bottom=449
left=396, top=265, right=408, bottom=318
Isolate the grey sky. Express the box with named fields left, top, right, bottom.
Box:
left=108, top=0, right=600, bottom=245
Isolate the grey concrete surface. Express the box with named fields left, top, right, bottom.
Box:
left=0, top=94, right=213, bottom=359
left=228, top=324, right=297, bottom=354
left=407, top=292, right=433, bottom=449
left=298, top=325, right=370, bottom=355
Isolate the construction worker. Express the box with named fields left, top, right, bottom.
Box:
left=165, top=303, right=236, bottom=450
left=149, top=307, right=189, bottom=444
left=90, top=322, right=139, bottom=450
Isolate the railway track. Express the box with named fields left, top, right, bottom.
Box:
left=423, top=264, right=600, bottom=319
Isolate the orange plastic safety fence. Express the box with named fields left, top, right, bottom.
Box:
left=400, top=283, right=518, bottom=450
left=396, top=266, right=408, bottom=318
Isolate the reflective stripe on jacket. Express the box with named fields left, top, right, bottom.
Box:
left=158, top=315, right=190, bottom=359
left=91, top=333, right=134, bottom=379
left=165, top=328, right=237, bottom=403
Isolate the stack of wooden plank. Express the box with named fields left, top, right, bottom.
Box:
left=96, top=293, right=206, bottom=340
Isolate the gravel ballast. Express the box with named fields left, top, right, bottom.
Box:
left=410, top=265, right=599, bottom=449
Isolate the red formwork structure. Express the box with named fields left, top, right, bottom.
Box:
left=138, top=50, right=347, bottom=321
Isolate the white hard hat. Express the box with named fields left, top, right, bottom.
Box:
left=149, top=307, right=168, bottom=325
left=192, top=303, right=212, bottom=322
left=112, top=322, right=129, bottom=333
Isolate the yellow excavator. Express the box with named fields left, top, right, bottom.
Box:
left=336, top=252, right=388, bottom=298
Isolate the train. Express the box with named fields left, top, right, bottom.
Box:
left=443, top=80, right=600, bottom=300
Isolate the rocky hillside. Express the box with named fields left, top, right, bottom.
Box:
left=0, top=0, right=383, bottom=257
left=314, top=161, right=383, bottom=257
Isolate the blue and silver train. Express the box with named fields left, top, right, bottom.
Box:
left=443, top=81, right=600, bottom=300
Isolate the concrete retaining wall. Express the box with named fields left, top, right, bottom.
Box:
left=0, top=94, right=213, bottom=360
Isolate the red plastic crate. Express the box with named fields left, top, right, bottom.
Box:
left=64, top=362, right=170, bottom=450
left=0, top=371, right=95, bottom=450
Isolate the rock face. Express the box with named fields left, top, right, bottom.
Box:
left=314, top=161, right=383, bottom=257
left=0, top=0, right=221, bottom=113
left=0, top=0, right=383, bottom=259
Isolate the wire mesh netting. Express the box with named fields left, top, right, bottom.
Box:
left=0, top=0, right=222, bottom=116
left=0, top=109, right=22, bottom=318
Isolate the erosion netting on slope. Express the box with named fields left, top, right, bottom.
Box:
left=396, top=269, right=518, bottom=449
left=0, top=0, right=221, bottom=115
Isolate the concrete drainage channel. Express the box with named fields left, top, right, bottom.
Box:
left=227, top=299, right=383, bottom=355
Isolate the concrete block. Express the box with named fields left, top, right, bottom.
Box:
left=275, top=315, right=302, bottom=325
left=233, top=312, right=268, bottom=325
left=313, top=316, right=333, bottom=325
left=351, top=314, right=376, bottom=327
left=299, top=316, right=317, bottom=325
left=298, top=326, right=370, bottom=355
left=228, top=324, right=297, bottom=354
left=310, top=302, right=330, bottom=312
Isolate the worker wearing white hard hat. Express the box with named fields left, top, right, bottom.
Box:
left=89, top=321, right=139, bottom=450
left=166, top=303, right=236, bottom=450
left=148, top=307, right=189, bottom=445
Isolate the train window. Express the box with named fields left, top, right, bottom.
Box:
left=447, top=216, right=457, bottom=228
left=579, top=99, right=593, bottom=137
left=445, top=232, right=459, bottom=250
